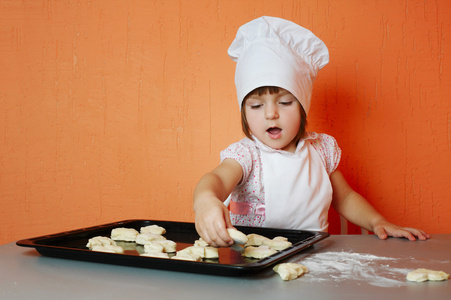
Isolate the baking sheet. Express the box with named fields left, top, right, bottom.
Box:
left=16, top=219, right=329, bottom=276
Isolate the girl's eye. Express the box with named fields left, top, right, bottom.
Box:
left=279, top=101, right=293, bottom=106
left=249, top=104, right=263, bottom=109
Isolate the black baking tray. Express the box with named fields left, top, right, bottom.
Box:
left=16, top=219, right=329, bottom=276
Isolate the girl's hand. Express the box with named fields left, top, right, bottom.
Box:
left=194, top=197, right=234, bottom=248
left=371, top=219, right=431, bottom=241
left=330, top=170, right=431, bottom=242
left=193, top=159, right=243, bottom=248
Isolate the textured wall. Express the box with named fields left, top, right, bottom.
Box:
left=1, top=0, right=450, bottom=244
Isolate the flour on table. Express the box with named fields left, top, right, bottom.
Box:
left=292, top=251, right=408, bottom=288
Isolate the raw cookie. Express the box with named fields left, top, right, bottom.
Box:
left=203, top=246, right=220, bottom=259
left=227, top=228, right=248, bottom=245
left=91, top=244, right=124, bottom=254
left=111, top=228, right=139, bottom=242
left=194, top=238, right=209, bottom=247
left=140, top=225, right=166, bottom=235
left=246, top=234, right=292, bottom=250
left=135, top=232, right=166, bottom=245
left=243, top=245, right=277, bottom=259
left=246, top=233, right=271, bottom=246
left=142, top=241, right=165, bottom=253
left=265, top=236, right=292, bottom=251
left=273, top=263, right=309, bottom=281
left=86, top=236, right=117, bottom=249
left=171, top=251, right=202, bottom=261
left=407, top=268, right=450, bottom=282
left=144, top=239, right=177, bottom=253
left=178, top=246, right=205, bottom=258
left=179, top=245, right=219, bottom=259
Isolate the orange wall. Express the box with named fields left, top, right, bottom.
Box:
left=1, top=0, right=450, bottom=244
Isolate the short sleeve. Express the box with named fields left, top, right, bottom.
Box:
left=220, top=139, right=255, bottom=185
left=309, top=133, right=341, bottom=175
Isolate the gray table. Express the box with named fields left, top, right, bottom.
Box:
left=1, top=235, right=450, bottom=299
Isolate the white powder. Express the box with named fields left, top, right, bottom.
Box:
left=292, top=251, right=409, bottom=287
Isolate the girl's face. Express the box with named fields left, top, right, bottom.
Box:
left=243, top=88, right=302, bottom=153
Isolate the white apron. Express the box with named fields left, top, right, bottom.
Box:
left=259, top=139, right=332, bottom=231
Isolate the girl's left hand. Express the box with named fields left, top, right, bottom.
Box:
left=371, top=219, right=431, bottom=241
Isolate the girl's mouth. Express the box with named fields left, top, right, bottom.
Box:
left=267, top=127, right=282, bottom=139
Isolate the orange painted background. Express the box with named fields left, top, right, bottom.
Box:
left=1, top=0, right=450, bottom=245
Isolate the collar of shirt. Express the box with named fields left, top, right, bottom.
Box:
left=250, top=132, right=318, bottom=156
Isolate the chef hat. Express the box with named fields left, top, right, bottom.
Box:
left=228, top=16, right=329, bottom=115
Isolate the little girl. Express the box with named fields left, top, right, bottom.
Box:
left=193, top=16, right=430, bottom=247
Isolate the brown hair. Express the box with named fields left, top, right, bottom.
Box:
left=241, top=86, right=307, bottom=145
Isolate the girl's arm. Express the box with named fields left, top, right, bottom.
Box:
left=193, top=158, right=243, bottom=247
left=330, top=170, right=430, bottom=241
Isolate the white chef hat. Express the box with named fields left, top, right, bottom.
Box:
left=228, top=16, right=329, bottom=115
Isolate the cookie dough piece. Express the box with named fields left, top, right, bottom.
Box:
left=158, top=240, right=177, bottom=253
left=144, top=239, right=177, bottom=253
left=179, top=245, right=219, bottom=259
left=265, top=236, right=292, bottom=251
left=273, top=263, right=309, bottom=281
left=91, top=244, right=124, bottom=254
left=194, top=238, right=209, bottom=247
left=111, top=228, right=139, bottom=242
left=135, top=232, right=166, bottom=245
left=204, top=246, right=220, bottom=259
left=140, top=225, right=166, bottom=235
left=407, top=268, right=450, bottom=282
left=171, top=251, right=202, bottom=261
left=227, top=228, right=248, bottom=245
left=243, top=245, right=277, bottom=259
left=246, top=233, right=271, bottom=246
left=140, top=251, right=169, bottom=259
left=143, top=241, right=165, bottom=253
left=246, top=234, right=292, bottom=250
left=178, top=246, right=205, bottom=258
left=86, top=236, right=117, bottom=249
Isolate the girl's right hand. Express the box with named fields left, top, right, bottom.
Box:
left=194, top=197, right=234, bottom=248
left=193, top=159, right=243, bottom=247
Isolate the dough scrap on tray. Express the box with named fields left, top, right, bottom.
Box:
left=273, top=263, right=309, bottom=281
left=194, top=238, right=209, bottom=247
left=140, top=224, right=166, bottom=235
left=111, top=228, right=139, bottom=242
left=246, top=234, right=292, bottom=251
left=91, top=244, right=124, bottom=254
left=144, top=239, right=177, bottom=253
left=171, top=251, right=202, bottom=261
left=227, top=228, right=248, bottom=245
left=178, top=246, right=204, bottom=257
left=178, top=245, right=219, bottom=259
left=143, top=241, right=165, bottom=253
left=264, top=236, right=292, bottom=251
left=203, top=246, right=220, bottom=259
left=243, top=245, right=277, bottom=259
left=135, top=232, right=166, bottom=245
left=86, top=236, right=117, bottom=249
left=87, top=236, right=124, bottom=253
left=246, top=233, right=271, bottom=246
left=406, top=268, right=450, bottom=282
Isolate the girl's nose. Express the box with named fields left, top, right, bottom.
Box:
left=265, top=105, right=279, bottom=119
